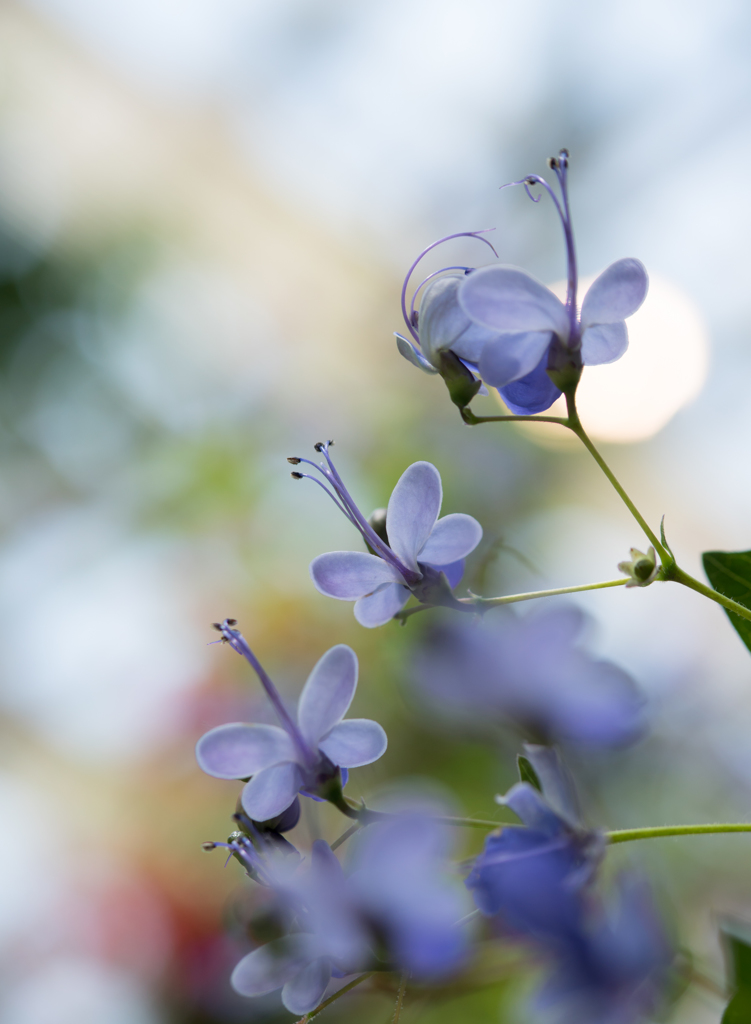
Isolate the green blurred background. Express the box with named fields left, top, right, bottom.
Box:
left=2, top=2, right=751, bottom=1021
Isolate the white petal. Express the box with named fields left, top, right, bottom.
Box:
left=319, top=718, right=388, bottom=767
left=459, top=265, right=569, bottom=337
left=354, top=582, right=410, bottom=627
left=196, top=723, right=296, bottom=780
left=310, top=551, right=404, bottom=599
left=387, top=462, right=442, bottom=571
left=281, top=958, right=332, bottom=1015
left=581, top=321, right=629, bottom=365
left=418, top=514, right=483, bottom=566
left=231, top=935, right=319, bottom=997
left=477, top=331, right=552, bottom=388
left=395, top=333, right=439, bottom=374
left=580, top=258, right=648, bottom=326
left=418, top=275, right=472, bottom=364
left=298, top=644, right=358, bottom=746
left=241, top=762, right=303, bottom=820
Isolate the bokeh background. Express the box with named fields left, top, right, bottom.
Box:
left=1, top=1, right=751, bottom=1021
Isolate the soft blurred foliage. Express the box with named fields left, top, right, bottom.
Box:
left=2, top=1, right=751, bottom=1022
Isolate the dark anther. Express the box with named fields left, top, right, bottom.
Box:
left=560, top=148, right=569, bottom=158
left=327, top=439, right=334, bottom=446
left=202, top=842, right=217, bottom=851
left=525, top=176, right=537, bottom=185
left=411, top=310, right=419, bottom=327
left=314, top=442, right=325, bottom=452
left=211, top=622, right=222, bottom=631
left=225, top=618, right=237, bottom=626
left=547, top=157, right=558, bottom=169
left=291, top=472, right=303, bottom=479
left=287, top=457, right=301, bottom=464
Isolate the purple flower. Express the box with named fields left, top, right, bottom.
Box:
left=230, top=813, right=469, bottom=1014
left=292, top=442, right=482, bottom=627
left=413, top=606, right=645, bottom=749
left=465, top=749, right=670, bottom=1024
left=196, top=621, right=387, bottom=821
left=396, top=150, right=648, bottom=414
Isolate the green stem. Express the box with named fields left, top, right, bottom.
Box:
left=330, top=823, right=362, bottom=851
left=439, top=815, right=504, bottom=829
left=462, top=408, right=569, bottom=426
left=396, top=577, right=630, bottom=622
left=297, top=972, right=374, bottom=1023
left=564, top=392, right=670, bottom=562
left=607, top=823, right=751, bottom=844
left=392, top=973, right=409, bottom=1024
left=667, top=564, right=751, bottom=625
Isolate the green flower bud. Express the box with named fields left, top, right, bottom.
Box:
left=618, top=546, right=659, bottom=588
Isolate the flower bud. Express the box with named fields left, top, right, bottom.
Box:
left=618, top=546, right=659, bottom=588
left=437, top=350, right=482, bottom=409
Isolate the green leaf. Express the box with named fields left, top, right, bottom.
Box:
left=722, top=990, right=751, bottom=1023
left=702, top=550, right=751, bottom=654
left=517, top=755, right=542, bottom=792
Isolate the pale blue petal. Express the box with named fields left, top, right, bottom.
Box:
left=319, top=718, right=388, bottom=768
left=478, top=331, right=553, bottom=388
left=580, top=258, right=648, bottom=326
left=451, top=321, right=505, bottom=364
left=241, top=761, right=303, bottom=820
left=195, top=723, right=296, bottom=780
left=437, top=558, right=465, bottom=588
left=310, top=551, right=405, bottom=599
left=459, top=265, right=569, bottom=338
left=498, top=782, right=566, bottom=837
left=231, top=935, right=319, bottom=997
left=395, top=333, right=439, bottom=374
left=298, top=644, right=358, bottom=746
left=499, top=356, right=561, bottom=414
left=354, top=582, right=410, bottom=627
left=387, top=462, right=442, bottom=571
left=418, top=275, right=472, bottom=365
left=522, top=744, right=580, bottom=826
left=581, top=321, right=629, bottom=365
left=418, top=513, right=483, bottom=566
left=281, top=958, right=332, bottom=1015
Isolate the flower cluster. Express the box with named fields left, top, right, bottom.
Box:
left=191, top=151, right=710, bottom=1024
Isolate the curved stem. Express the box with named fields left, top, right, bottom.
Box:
left=564, top=393, right=670, bottom=562
left=296, top=972, right=374, bottom=1023
left=667, top=564, right=751, bottom=625
left=462, top=408, right=568, bottom=426
left=607, top=823, right=751, bottom=844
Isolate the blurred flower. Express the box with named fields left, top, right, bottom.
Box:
left=197, top=623, right=387, bottom=819
left=294, top=442, right=482, bottom=626
left=230, top=813, right=468, bottom=1014
left=412, top=606, right=645, bottom=748
left=466, top=749, right=670, bottom=1023
left=397, top=151, right=648, bottom=413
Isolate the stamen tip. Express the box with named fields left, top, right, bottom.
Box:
left=287, top=457, right=301, bottom=465
left=291, top=472, right=303, bottom=479
left=225, top=618, right=237, bottom=626
left=211, top=622, right=222, bottom=631
left=202, top=842, right=217, bottom=851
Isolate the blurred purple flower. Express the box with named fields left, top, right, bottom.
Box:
left=197, top=621, right=387, bottom=820
left=412, top=605, right=645, bottom=748
left=466, top=748, right=670, bottom=1024
left=396, top=150, right=648, bottom=413
left=230, top=813, right=469, bottom=1014
left=293, top=441, right=482, bottom=627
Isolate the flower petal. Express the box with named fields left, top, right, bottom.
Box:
left=581, top=321, right=628, bottom=365
left=196, top=723, right=296, bottom=780
left=418, top=513, right=483, bottom=566
left=459, top=265, right=569, bottom=337
left=281, top=958, right=332, bottom=1015
left=297, top=644, right=358, bottom=746
left=395, top=333, right=439, bottom=374
left=580, top=258, right=648, bottom=326
left=478, top=331, right=553, bottom=388
left=241, top=761, right=303, bottom=820
left=387, top=462, right=442, bottom=571
left=319, top=718, right=388, bottom=768
left=497, top=782, right=567, bottom=837
left=310, top=551, right=404, bottom=599
left=498, top=356, right=562, bottom=415
left=437, top=558, right=464, bottom=588
left=418, top=275, right=472, bottom=365
left=231, top=935, right=319, bottom=997
left=354, top=582, right=410, bottom=627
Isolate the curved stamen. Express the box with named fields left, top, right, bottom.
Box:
left=400, top=230, right=498, bottom=343
left=315, top=443, right=419, bottom=583
left=409, top=266, right=473, bottom=324
left=215, top=620, right=317, bottom=768
left=501, top=176, right=566, bottom=227
left=290, top=464, right=359, bottom=526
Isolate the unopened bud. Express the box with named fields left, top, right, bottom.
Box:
left=437, top=350, right=482, bottom=410
left=618, top=546, right=659, bottom=588
left=367, top=508, right=389, bottom=546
